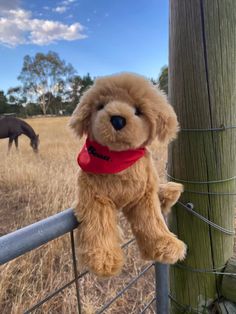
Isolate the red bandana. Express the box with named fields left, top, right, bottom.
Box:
left=77, top=138, right=146, bottom=174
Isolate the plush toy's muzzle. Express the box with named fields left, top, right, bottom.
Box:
left=91, top=99, right=151, bottom=151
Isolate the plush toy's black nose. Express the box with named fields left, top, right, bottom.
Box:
left=110, top=115, right=126, bottom=130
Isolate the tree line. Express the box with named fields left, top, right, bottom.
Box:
left=0, top=51, right=168, bottom=117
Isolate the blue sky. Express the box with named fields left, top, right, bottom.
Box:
left=0, top=0, right=168, bottom=92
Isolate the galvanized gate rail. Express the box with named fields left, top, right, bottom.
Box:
left=0, top=209, right=169, bottom=313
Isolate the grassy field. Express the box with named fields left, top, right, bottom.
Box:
left=0, top=117, right=169, bottom=314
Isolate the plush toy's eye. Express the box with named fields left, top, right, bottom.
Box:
left=97, top=104, right=104, bottom=111
left=135, top=107, right=142, bottom=116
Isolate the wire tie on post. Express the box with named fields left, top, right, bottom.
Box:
left=220, top=124, right=226, bottom=131
left=180, top=124, right=236, bottom=132
left=184, top=189, right=236, bottom=196
left=177, top=201, right=235, bottom=235
left=167, top=173, right=236, bottom=184
left=173, top=263, right=236, bottom=276
left=169, top=294, right=201, bottom=313
left=186, top=202, right=194, bottom=210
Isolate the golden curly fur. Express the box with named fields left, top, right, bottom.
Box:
left=70, top=73, right=186, bottom=277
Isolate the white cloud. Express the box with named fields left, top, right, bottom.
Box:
left=0, top=9, right=86, bottom=47
left=62, top=0, right=76, bottom=5
left=52, top=0, right=77, bottom=15
left=53, top=6, right=67, bottom=14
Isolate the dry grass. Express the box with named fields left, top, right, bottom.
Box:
left=0, top=117, right=169, bottom=314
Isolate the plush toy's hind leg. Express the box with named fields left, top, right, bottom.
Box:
left=159, top=182, right=183, bottom=215
left=74, top=195, right=124, bottom=277
left=123, top=186, right=186, bottom=264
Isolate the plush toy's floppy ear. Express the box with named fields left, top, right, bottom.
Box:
left=69, top=99, right=91, bottom=138
left=155, top=98, right=179, bottom=143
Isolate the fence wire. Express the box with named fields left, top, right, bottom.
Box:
left=24, top=231, right=155, bottom=314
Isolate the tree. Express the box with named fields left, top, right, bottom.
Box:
left=7, top=86, right=27, bottom=107
left=158, top=66, right=168, bottom=95
left=0, top=90, right=9, bottom=114
left=66, top=73, right=94, bottom=113
left=150, top=78, right=158, bottom=86
left=38, top=92, right=64, bottom=115
left=24, top=102, right=42, bottom=116
left=79, top=73, right=94, bottom=95
left=18, top=51, right=75, bottom=115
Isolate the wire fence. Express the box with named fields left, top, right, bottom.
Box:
left=0, top=208, right=169, bottom=314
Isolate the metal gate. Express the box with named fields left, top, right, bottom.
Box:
left=0, top=208, right=169, bottom=313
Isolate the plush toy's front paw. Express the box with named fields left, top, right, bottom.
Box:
left=87, top=247, right=124, bottom=277
left=154, top=236, right=187, bottom=264
left=140, top=235, right=187, bottom=264
left=159, top=182, right=184, bottom=215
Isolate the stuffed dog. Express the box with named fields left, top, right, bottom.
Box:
left=70, top=73, right=186, bottom=277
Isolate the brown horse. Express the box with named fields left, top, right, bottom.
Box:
left=0, top=116, right=39, bottom=153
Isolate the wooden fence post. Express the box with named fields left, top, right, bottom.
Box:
left=169, top=0, right=236, bottom=312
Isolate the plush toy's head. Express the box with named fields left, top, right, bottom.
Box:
left=70, top=73, right=178, bottom=151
